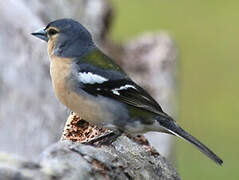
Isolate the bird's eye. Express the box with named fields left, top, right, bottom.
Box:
left=48, top=29, right=58, bottom=36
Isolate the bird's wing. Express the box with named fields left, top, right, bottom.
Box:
left=80, top=76, right=166, bottom=116
left=74, top=48, right=167, bottom=116
left=74, top=71, right=166, bottom=116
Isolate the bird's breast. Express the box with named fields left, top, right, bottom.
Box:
left=50, top=56, right=72, bottom=106
left=49, top=56, right=116, bottom=124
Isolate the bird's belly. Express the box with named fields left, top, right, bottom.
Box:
left=53, top=81, right=156, bottom=133
left=51, top=76, right=127, bottom=126
left=49, top=58, right=110, bottom=124
left=53, top=82, right=111, bottom=124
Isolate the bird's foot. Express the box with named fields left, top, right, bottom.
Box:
left=83, top=130, right=123, bottom=146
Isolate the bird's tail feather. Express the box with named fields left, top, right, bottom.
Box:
left=156, top=116, right=223, bottom=165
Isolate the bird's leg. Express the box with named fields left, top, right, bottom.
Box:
left=83, top=129, right=123, bottom=146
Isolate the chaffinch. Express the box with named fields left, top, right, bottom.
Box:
left=32, top=18, right=223, bottom=165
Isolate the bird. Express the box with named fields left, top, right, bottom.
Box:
left=31, top=18, right=223, bottom=165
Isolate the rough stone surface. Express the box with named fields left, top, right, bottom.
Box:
left=0, top=140, right=181, bottom=180
left=61, top=112, right=111, bottom=143
left=0, top=153, right=47, bottom=180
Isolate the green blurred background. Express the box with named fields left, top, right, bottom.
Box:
left=112, top=0, right=238, bottom=179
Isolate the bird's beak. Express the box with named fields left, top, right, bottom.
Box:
left=31, top=29, right=48, bottom=42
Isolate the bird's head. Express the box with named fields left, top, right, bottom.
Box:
left=31, top=18, right=94, bottom=57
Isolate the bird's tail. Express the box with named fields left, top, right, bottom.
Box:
left=156, top=116, right=223, bottom=165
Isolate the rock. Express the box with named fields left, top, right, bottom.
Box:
left=0, top=153, right=46, bottom=180
left=0, top=140, right=181, bottom=180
